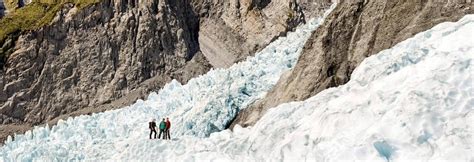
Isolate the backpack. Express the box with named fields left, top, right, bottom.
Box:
left=149, top=122, right=156, bottom=129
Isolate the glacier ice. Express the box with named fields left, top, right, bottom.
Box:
left=0, top=4, right=336, bottom=162
left=373, top=141, right=395, bottom=161
left=1, top=8, right=473, bottom=162
left=131, top=14, right=473, bottom=161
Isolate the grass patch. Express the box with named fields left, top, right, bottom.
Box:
left=0, top=0, right=100, bottom=67
left=0, top=3, right=51, bottom=40
left=0, top=0, right=100, bottom=41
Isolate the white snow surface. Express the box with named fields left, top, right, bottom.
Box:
left=2, top=9, right=474, bottom=162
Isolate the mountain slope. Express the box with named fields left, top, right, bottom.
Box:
left=232, top=0, right=474, bottom=127
left=0, top=0, right=331, bottom=142
left=2, top=13, right=473, bottom=161
left=0, top=13, right=327, bottom=161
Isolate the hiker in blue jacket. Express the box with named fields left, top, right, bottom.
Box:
left=158, top=118, right=166, bottom=139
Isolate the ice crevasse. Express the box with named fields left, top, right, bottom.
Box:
left=1, top=7, right=473, bottom=162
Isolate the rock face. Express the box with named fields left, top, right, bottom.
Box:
left=0, top=0, right=5, bottom=18
left=0, top=0, right=331, bottom=142
left=197, top=0, right=332, bottom=68
left=0, top=0, right=207, bottom=126
left=232, top=0, right=474, bottom=127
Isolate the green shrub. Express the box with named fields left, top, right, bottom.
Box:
left=0, top=0, right=100, bottom=65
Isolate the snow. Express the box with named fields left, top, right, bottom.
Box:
left=1, top=7, right=473, bottom=162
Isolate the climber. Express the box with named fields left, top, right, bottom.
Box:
left=149, top=119, right=157, bottom=139
left=158, top=118, right=167, bottom=139
left=165, top=118, right=171, bottom=140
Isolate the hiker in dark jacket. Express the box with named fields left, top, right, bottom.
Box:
left=165, top=118, right=171, bottom=140
left=149, top=119, right=157, bottom=139
left=158, top=118, right=166, bottom=139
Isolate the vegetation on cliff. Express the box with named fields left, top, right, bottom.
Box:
left=0, top=0, right=99, bottom=66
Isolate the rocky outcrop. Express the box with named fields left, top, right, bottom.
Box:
left=298, top=0, right=333, bottom=20
left=196, top=0, right=332, bottom=68
left=0, top=0, right=5, bottom=18
left=0, top=0, right=331, bottom=142
left=0, top=0, right=206, bottom=126
left=232, top=0, right=474, bottom=127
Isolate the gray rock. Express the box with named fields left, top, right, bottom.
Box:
left=232, top=0, right=474, bottom=128
left=0, top=0, right=5, bottom=18
left=196, top=0, right=331, bottom=68
left=1, top=0, right=206, bottom=126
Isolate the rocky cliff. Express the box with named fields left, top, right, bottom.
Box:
left=0, top=0, right=209, bottom=141
left=0, top=0, right=331, bottom=142
left=197, top=0, right=331, bottom=68
left=232, top=0, right=474, bottom=127
left=0, top=0, right=5, bottom=18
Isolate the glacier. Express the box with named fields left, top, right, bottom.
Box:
left=111, top=14, right=474, bottom=161
left=0, top=4, right=336, bottom=162
left=1, top=7, right=473, bottom=162
left=150, top=15, right=474, bottom=161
